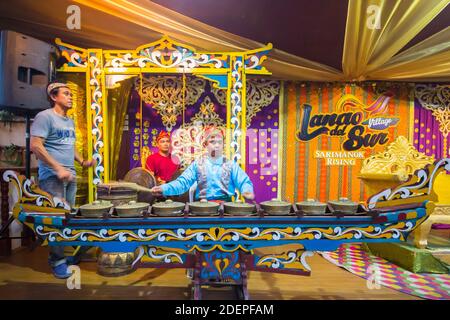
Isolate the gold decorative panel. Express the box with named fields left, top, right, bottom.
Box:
left=188, top=96, right=224, bottom=128
left=415, top=84, right=450, bottom=157
left=360, top=136, right=435, bottom=179
left=212, top=80, right=280, bottom=127
left=246, top=80, right=280, bottom=126
left=135, top=76, right=206, bottom=131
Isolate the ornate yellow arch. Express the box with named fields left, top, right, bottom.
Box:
left=55, top=36, right=272, bottom=201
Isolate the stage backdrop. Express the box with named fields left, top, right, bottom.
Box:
left=280, top=82, right=413, bottom=203
left=121, top=78, right=448, bottom=204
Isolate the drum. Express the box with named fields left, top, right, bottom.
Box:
left=96, top=183, right=138, bottom=206
left=123, top=167, right=157, bottom=203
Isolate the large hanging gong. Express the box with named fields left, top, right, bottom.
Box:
left=123, top=167, right=157, bottom=203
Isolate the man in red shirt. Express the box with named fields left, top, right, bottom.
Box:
left=145, top=131, right=179, bottom=184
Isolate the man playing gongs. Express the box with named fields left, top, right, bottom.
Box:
left=150, top=126, right=255, bottom=202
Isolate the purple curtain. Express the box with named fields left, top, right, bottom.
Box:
left=413, top=99, right=444, bottom=159
left=246, top=97, right=280, bottom=203
left=415, top=97, right=450, bottom=229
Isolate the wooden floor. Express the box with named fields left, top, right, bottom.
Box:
left=0, top=244, right=421, bottom=300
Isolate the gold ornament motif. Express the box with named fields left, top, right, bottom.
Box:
left=430, top=108, right=450, bottom=138
left=104, top=36, right=228, bottom=69
left=360, top=136, right=435, bottom=178
left=359, top=136, right=435, bottom=196
left=434, top=205, right=450, bottom=216
left=212, top=80, right=280, bottom=127
left=415, top=84, right=450, bottom=157
left=189, top=96, right=225, bottom=128
left=135, top=76, right=205, bottom=131
left=211, top=86, right=227, bottom=105
left=246, top=80, right=280, bottom=126
left=415, top=84, right=450, bottom=111
left=140, top=146, right=152, bottom=168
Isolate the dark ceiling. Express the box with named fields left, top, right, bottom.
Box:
left=0, top=0, right=448, bottom=72
left=153, top=0, right=450, bottom=70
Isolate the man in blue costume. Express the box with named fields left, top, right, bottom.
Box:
left=150, top=127, right=255, bottom=202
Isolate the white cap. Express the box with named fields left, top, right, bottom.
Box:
left=47, top=82, right=68, bottom=96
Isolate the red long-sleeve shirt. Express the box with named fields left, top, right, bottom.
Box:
left=145, top=152, right=179, bottom=182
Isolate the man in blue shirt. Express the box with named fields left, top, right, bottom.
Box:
left=150, top=127, right=255, bottom=202
left=30, top=81, right=95, bottom=279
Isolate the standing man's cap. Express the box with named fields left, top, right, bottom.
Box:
left=47, top=82, right=68, bottom=96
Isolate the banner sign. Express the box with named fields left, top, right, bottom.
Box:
left=296, top=92, right=399, bottom=165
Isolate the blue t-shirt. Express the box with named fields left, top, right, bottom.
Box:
left=31, top=108, right=76, bottom=180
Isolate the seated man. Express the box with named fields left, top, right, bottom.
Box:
left=150, top=127, right=255, bottom=202
left=145, top=130, right=179, bottom=184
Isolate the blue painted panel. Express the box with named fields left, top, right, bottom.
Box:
left=199, top=74, right=228, bottom=89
